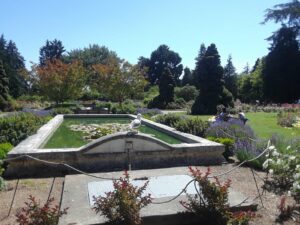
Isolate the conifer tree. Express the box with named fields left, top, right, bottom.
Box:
left=0, top=60, right=10, bottom=111
left=192, top=44, right=233, bottom=114
left=158, top=67, right=175, bottom=104
left=223, top=55, right=237, bottom=98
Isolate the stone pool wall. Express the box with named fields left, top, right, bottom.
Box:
left=5, top=114, right=225, bottom=178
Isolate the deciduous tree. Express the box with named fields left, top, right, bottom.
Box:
left=93, top=61, right=147, bottom=106
left=37, top=59, right=86, bottom=103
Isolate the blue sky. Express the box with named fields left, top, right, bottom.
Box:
left=1, top=0, right=283, bottom=72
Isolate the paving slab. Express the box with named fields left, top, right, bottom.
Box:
left=59, top=167, right=257, bottom=225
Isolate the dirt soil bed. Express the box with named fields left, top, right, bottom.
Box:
left=0, top=164, right=298, bottom=225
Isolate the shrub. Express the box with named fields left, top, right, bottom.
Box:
left=175, top=85, right=198, bottom=102
left=180, top=167, right=255, bottom=225
left=154, top=113, right=183, bottom=127
left=136, top=108, right=162, bottom=118
left=277, top=111, right=298, bottom=127
left=147, top=95, right=166, bottom=109
left=207, top=137, right=234, bottom=160
left=174, top=117, right=209, bottom=137
left=263, top=144, right=300, bottom=200
left=95, top=101, right=112, bottom=111
left=0, top=113, right=49, bottom=146
left=17, top=95, right=44, bottom=101
left=111, top=103, right=136, bottom=114
left=52, top=107, right=74, bottom=115
left=0, top=142, right=13, bottom=159
left=93, top=171, right=152, bottom=225
left=15, top=195, right=68, bottom=225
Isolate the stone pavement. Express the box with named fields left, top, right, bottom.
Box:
left=59, top=167, right=257, bottom=225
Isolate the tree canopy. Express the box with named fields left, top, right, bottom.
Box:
left=92, top=61, right=147, bottom=106
left=0, top=60, right=10, bottom=111
left=262, top=26, right=300, bottom=103
left=263, top=0, right=300, bottom=30
left=192, top=44, right=233, bottom=115
left=0, top=35, right=27, bottom=97
left=138, top=45, right=183, bottom=85
left=223, top=55, right=238, bottom=99
left=37, top=59, right=87, bottom=103
left=39, top=39, right=65, bottom=66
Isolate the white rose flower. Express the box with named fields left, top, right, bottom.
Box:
left=269, top=169, right=274, bottom=174
left=289, top=156, right=296, bottom=161
left=268, top=145, right=275, bottom=151
left=294, top=173, right=300, bottom=180
left=297, top=165, right=300, bottom=169
left=286, top=145, right=291, bottom=150
left=272, top=150, right=280, bottom=157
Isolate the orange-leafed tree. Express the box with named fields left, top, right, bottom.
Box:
left=37, top=59, right=87, bottom=104
left=92, top=60, right=147, bottom=107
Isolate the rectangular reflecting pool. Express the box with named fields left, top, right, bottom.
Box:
left=44, top=117, right=183, bottom=148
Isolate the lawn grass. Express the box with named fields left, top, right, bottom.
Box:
left=182, top=112, right=300, bottom=139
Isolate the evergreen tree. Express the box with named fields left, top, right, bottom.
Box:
left=0, top=60, right=10, bottom=111
left=0, top=35, right=27, bottom=97
left=39, top=39, right=65, bottom=66
left=138, top=45, right=183, bottom=85
left=251, top=58, right=260, bottom=73
left=191, top=44, right=233, bottom=115
left=158, top=67, right=175, bottom=104
left=181, top=67, right=193, bottom=86
left=263, top=0, right=300, bottom=36
left=223, top=55, right=238, bottom=98
left=194, top=43, right=206, bottom=89
left=262, top=26, right=300, bottom=103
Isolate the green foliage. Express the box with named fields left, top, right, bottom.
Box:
left=15, top=195, right=68, bottom=225
left=174, top=117, right=209, bottom=137
left=0, top=35, right=27, bottom=97
left=159, top=67, right=175, bottom=104
left=0, top=60, right=11, bottom=111
left=111, top=100, right=139, bottom=114
left=17, top=94, right=43, bottom=101
left=223, top=55, right=238, bottom=99
left=37, top=59, right=87, bottom=103
left=181, top=67, right=194, bottom=86
left=0, top=113, right=49, bottom=146
left=0, top=142, right=13, bottom=159
left=147, top=67, right=176, bottom=109
left=39, top=39, right=65, bottom=66
left=93, top=61, right=147, bottom=106
left=207, top=137, right=234, bottom=160
left=277, top=111, right=298, bottom=127
left=154, top=113, right=182, bottom=127
left=52, top=107, right=74, bottom=115
left=93, top=171, right=152, bottom=225
left=263, top=144, right=300, bottom=201
left=138, top=44, right=183, bottom=85
left=175, top=85, right=198, bottom=102
left=263, top=0, right=300, bottom=32
left=192, top=44, right=233, bottom=115
left=181, top=167, right=255, bottom=225
left=262, top=26, right=300, bottom=103
left=237, top=58, right=264, bottom=103
left=236, top=149, right=265, bottom=170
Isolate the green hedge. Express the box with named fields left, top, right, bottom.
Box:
left=0, top=142, right=13, bottom=159
left=0, top=113, right=50, bottom=146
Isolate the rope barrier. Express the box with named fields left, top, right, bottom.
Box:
left=1, top=140, right=271, bottom=206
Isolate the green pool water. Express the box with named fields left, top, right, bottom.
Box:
left=43, top=117, right=182, bottom=148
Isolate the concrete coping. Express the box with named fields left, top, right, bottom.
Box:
left=8, top=114, right=223, bottom=156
